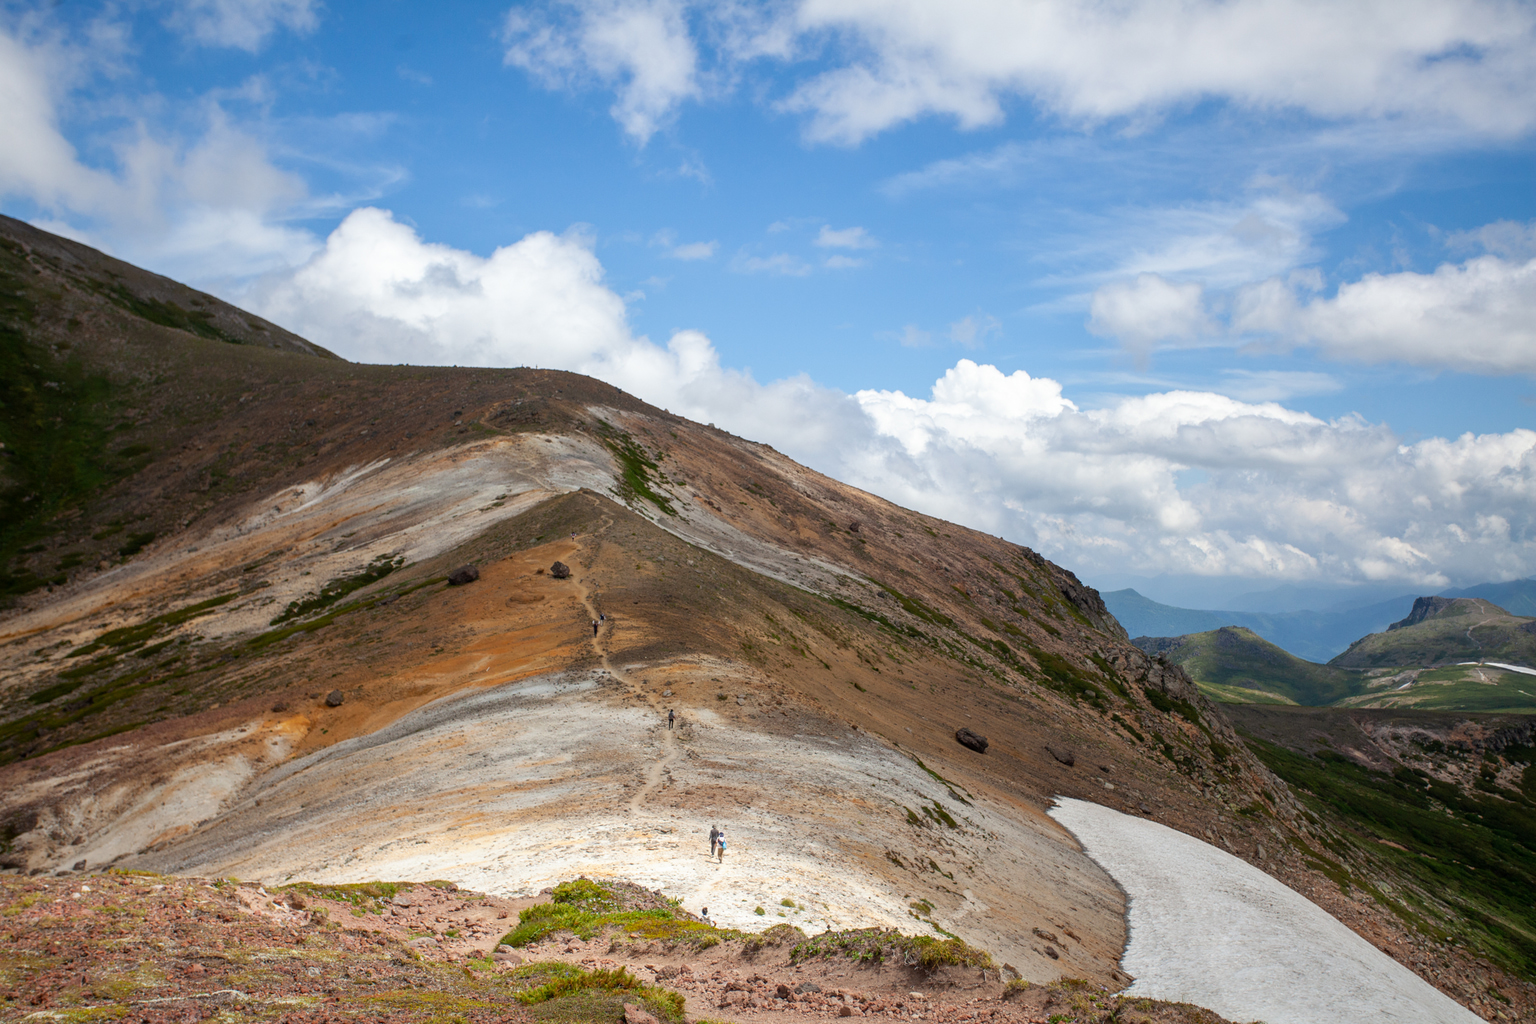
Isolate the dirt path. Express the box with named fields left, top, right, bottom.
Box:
left=571, top=532, right=684, bottom=817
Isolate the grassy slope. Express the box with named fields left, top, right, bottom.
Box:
left=1335, top=665, right=1536, bottom=714
left=1135, top=626, right=1366, bottom=706
left=1330, top=599, right=1536, bottom=670
left=1237, top=724, right=1536, bottom=979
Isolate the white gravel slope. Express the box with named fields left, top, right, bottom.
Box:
left=1049, top=798, right=1480, bottom=1024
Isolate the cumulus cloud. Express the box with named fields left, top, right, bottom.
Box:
left=0, top=27, right=320, bottom=281
left=503, top=0, right=699, bottom=143
left=1234, top=250, right=1536, bottom=375
left=166, top=0, right=319, bottom=51
left=249, top=209, right=1536, bottom=589
left=1088, top=274, right=1213, bottom=355
left=502, top=0, right=1536, bottom=144
left=814, top=224, right=876, bottom=249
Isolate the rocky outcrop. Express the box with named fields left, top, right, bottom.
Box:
left=1388, top=596, right=1455, bottom=630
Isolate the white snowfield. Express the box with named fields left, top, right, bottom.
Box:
left=1049, top=798, right=1480, bottom=1024
left=1459, top=661, right=1536, bottom=678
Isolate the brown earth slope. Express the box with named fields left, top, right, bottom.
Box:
left=1, top=218, right=1532, bottom=1021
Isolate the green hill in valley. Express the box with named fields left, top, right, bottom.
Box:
left=1329, top=597, right=1536, bottom=670
left=1133, top=626, right=1368, bottom=706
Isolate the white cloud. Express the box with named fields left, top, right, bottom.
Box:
left=783, top=0, right=1536, bottom=144
left=947, top=313, right=999, bottom=348
left=248, top=210, right=1536, bottom=589
left=167, top=0, right=319, bottom=51
left=814, top=224, right=876, bottom=249
left=502, top=1, right=1536, bottom=145
left=503, top=0, right=699, bottom=144
left=1088, top=274, right=1213, bottom=355
left=1234, top=250, right=1536, bottom=375
left=731, top=251, right=811, bottom=275
left=668, top=239, right=717, bottom=260
left=0, top=27, right=320, bottom=282
left=823, top=254, right=863, bottom=269
left=896, top=324, right=930, bottom=348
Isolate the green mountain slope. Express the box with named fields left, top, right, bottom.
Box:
left=1103, top=588, right=1413, bottom=662
left=1134, top=626, right=1368, bottom=705
left=1330, top=597, right=1536, bottom=670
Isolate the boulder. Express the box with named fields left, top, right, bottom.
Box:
left=623, top=1003, right=660, bottom=1024
left=325, top=690, right=345, bottom=708
left=447, top=564, right=480, bottom=586
left=270, top=701, right=289, bottom=713
left=549, top=561, right=571, bottom=579
left=955, top=727, right=988, bottom=753
left=1046, top=744, right=1075, bottom=767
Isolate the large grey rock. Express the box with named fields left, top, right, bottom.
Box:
left=447, top=564, right=480, bottom=586
left=549, top=561, right=571, bottom=579
left=955, top=727, right=988, bottom=753
left=325, top=690, right=345, bottom=707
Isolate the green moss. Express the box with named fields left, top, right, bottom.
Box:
left=271, top=555, right=403, bottom=624
left=789, top=928, right=992, bottom=970
left=595, top=420, right=676, bottom=516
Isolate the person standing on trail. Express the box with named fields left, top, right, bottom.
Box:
left=709, top=825, right=719, bottom=857
left=716, top=829, right=727, bottom=863
left=668, top=709, right=675, bottom=730
left=592, top=619, right=599, bottom=636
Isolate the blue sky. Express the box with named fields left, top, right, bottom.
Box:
left=3, top=0, right=1534, bottom=606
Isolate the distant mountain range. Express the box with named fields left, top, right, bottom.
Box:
left=1104, top=577, right=1536, bottom=662
left=1131, top=596, right=1536, bottom=713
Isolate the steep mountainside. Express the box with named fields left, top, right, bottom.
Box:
left=1132, top=627, right=1366, bottom=706
left=1, top=218, right=1531, bottom=1018
left=1331, top=597, right=1536, bottom=670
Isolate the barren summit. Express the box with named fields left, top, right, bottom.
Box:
left=1, top=219, right=1530, bottom=1022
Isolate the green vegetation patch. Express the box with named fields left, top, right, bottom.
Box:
left=1245, top=733, right=1536, bottom=977
left=280, top=880, right=403, bottom=914
left=66, top=593, right=238, bottom=661
left=595, top=420, right=676, bottom=517
left=515, top=965, right=684, bottom=1023
left=0, top=241, right=121, bottom=599
left=271, top=554, right=403, bottom=624
left=500, top=878, right=738, bottom=950
left=789, top=927, right=992, bottom=970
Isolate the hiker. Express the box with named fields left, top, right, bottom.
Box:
left=700, top=907, right=711, bottom=925
left=592, top=619, right=599, bottom=636
left=709, top=825, right=719, bottom=857
left=668, top=709, right=675, bottom=730
left=716, top=830, right=727, bottom=862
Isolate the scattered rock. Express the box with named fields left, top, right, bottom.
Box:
left=270, top=701, right=289, bottom=713
left=776, top=984, right=794, bottom=999
left=549, top=561, right=571, bottom=579
left=663, top=689, right=672, bottom=697
left=1043, top=946, right=1059, bottom=960
left=325, top=690, right=345, bottom=707
left=796, top=983, right=822, bottom=994
left=837, top=1005, right=855, bottom=1017
left=72, top=859, right=86, bottom=871
left=955, top=727, right=988, bottom=753
left=1046, top=744, right=1075, bottom=767
left=1138, top=802, right=1152, bottom=815
left=848, top=521, right=860, bottom=532
left=624, top=1003, right=660, bottom=1024
left=447, top=565, right=480, bottom=586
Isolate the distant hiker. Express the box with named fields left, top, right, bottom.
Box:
left=592, top=619, right=599, bottom=636
left=599, top=613, right=606, bottom=622
left=709, top=825, right=719, bottom=857
left=716, top=831, right=727, bottom=862
left=700, top=907, right=711, bottom=925
left=668, top=709, right=675, bottom=730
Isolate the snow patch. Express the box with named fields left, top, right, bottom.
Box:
left=1049, top=797, right=1479, bottom=1024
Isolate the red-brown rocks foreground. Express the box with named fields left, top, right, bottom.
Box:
left=0, top=872, right=1240, bottom=1024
